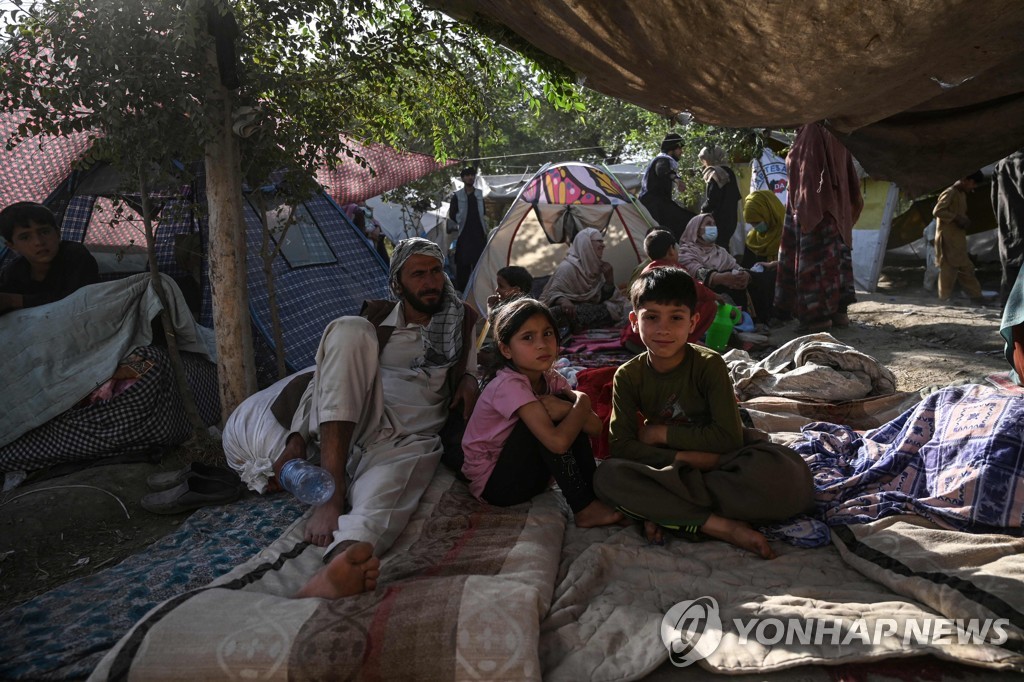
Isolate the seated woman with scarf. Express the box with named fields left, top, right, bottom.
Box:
left=740, top=190, right=785, bottom=269
left=540, top=227, right=627, bottom=331
left=678, top=214, right=775, bottom=323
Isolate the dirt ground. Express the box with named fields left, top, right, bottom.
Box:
left=0, top=264, right=1012, bottom=613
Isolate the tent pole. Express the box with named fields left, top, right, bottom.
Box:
left=600, top=162, right=656, bottom=231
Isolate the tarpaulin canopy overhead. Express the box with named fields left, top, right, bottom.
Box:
left=428, top=0, right=1024, bottom=196
left=317, top=138, right=458, bottom=206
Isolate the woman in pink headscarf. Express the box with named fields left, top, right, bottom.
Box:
left=678, top=213, right=775, bottom=322
left=541, top=227, right=626, bottom=330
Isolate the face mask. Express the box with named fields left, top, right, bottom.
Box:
left=702, top=225, right=718, bottom=243
left=752, top=221, right=769, bottom=234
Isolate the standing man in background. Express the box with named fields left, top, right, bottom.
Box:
left=639, top=133, right=696, bottom=240
left=447, top=166, right=487, bottom=293
left=933, top=171, right=989, bottom=305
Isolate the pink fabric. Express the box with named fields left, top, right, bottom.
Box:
left=462, top=368, right=570, bottom=499
left=678, top=213, right=739, bottom=274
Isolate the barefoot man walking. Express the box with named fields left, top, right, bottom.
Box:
left=223, top=238, right=479, bottom=598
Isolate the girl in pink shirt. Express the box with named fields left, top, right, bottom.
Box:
left=462, top=298, right=623, bottom=527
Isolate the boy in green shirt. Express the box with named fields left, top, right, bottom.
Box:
left=593, top=268, right=812, bottom=558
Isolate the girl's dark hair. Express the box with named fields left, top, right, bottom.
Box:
left=483, top=297, right=560, bottom=381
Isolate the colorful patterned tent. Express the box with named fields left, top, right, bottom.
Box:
left=463, top=162, right=653, bottom=314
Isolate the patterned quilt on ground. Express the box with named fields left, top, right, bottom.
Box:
left=11, top=385, right=1024, bottom=680
left=796, top=383, right=1024, bottom=531
left=88, top=469, right=567, bottom=681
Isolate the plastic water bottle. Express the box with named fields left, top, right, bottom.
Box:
left=278, top=459, right=336, bottom=505
left=704, top=302, right=741, bottom=351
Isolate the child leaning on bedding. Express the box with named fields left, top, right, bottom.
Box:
left=593, top=268, right=813, bottom=558
left=461, top=297, right=624, bottom=528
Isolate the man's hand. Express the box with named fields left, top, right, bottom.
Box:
left=305, top=492, right=346, bottom=547
left=450, top=374, right=480, bottom=420
left=538, top=394, right=573, bottom=423
left=638, top=422, right=668, bottom=446
left=955, top=215, right=971, bottom=230
left=559, top=299, right=576, bottom=318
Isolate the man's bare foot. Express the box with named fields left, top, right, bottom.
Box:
left=573, top=500, right=625, bottom=528
left=701, top=515, right=776, bottom=559
left=294, top=541, right=380, bottom=599
left=644, top=520, right=665, bottom=545
left=304, top=496, right=344, bottom=547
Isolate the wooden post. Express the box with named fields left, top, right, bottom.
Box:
left=205, top=72, right=257, bottom=422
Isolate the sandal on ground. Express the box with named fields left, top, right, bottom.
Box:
left=147, top=461, right=241, bottom=491
left=141, top=477, right=241, bottom=515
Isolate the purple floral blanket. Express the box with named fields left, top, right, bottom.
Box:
left=796, top=384, right=1024, bottom=532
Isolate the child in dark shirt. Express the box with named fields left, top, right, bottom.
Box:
left=593, top=268, right=813, bottom=557
left=0, top=202, right=99, bottom=314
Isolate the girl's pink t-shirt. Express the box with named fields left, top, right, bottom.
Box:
left=461, top=367, right=571, bottom=500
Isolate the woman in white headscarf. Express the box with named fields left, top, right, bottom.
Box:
left=541, top=227, right=626, bottom=330
left=678, top=214, right=775, bottom=322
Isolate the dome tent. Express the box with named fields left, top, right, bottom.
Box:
left=463, top=161, right=655, bottom=314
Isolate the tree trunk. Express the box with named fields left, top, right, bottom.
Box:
left=138, top=173, right=207, bottom=435
left=255, top=194, right=290, bottom=381
left=205, top=65, right=256, bottom=421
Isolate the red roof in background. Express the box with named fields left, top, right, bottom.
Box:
left=0, top=110, right=94, bottom=206
left=317, top=138, right=458, bottom=206
left=2, top=110, right=457, bottom=208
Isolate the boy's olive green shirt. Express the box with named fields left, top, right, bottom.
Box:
left=609, top=345, right=743, bottom=467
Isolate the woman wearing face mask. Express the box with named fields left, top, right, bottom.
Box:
left=741, top=190, right=785, bottom=269
left=678, top=213, right=774, bottom=323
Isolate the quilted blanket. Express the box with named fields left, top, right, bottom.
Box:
left=89, top=469, right=567, bottom=681
left=724, top=332, right=898, bottom=402
left=797, top=384, right=1024, bottom=531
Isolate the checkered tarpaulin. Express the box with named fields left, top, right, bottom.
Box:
left=0, top=110, right=93, bottom=206
left=317, top=137, right=458, bottom=206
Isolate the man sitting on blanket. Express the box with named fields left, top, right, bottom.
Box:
left=0, top=202, right=99, bottom=315
left=223, top=238, right=479, bottom=598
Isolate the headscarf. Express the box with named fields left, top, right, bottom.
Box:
left=540, top=227, right=626, bottom=322
left=742, top=190, right=785, bottom=259
left=541, top=227, right=607, bottom=305
left=389, top=238, right=464, bottom=368
left=699, top=145, right=727, bottom=166
left=677, top=214, right=739, bottom=275
left=699, top=146, right=730, bottom=187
